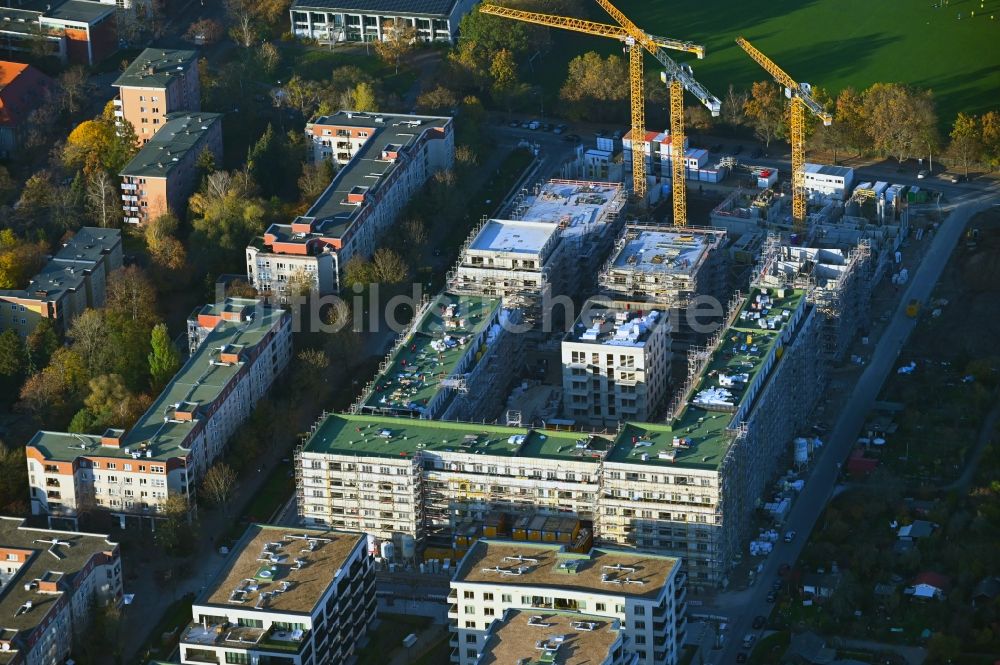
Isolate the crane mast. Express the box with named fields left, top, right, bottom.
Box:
left=736, top=36, right=832, bottom=229
left=478, top=3, right=718, bottom=225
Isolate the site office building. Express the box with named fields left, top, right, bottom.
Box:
left=25, top=302, right=291, bottom=528
left=247, top=111, right=453, bottom=299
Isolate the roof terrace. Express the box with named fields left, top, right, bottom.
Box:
left=455, top=540, right=678, bottom=599
left=195, top=524, right=362, bottom=614
left=477, top=610, right=623, bottom=665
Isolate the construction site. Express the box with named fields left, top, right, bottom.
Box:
left=448, top=179, right=626, bottom=320
left=351, top=292, right=523, bottom=422
left=292, top=0, right=928, bottom=601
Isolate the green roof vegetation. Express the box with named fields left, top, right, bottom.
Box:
left=358, top=293, right=502, bottom=416
left=302, top=413, right=607, bottom=463
left=29, top=306, right=288, bottom=463
left=608, top=287, right=807, bottom=470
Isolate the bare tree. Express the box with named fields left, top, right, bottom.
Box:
left=225, top=0, right=257, bottom=48
left=58, top=66, right=89, bottom=115
left=85, top=170, right=121, bottom=228
left=722, top=84, right=748, bottom=127
left=202, top=462, right=238, bottom=513
left=373, top=20, right=418, bottom=74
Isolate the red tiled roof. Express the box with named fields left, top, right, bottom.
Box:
left=0, top=61, right=55, bottom=127
left=914, top=571, right=950, bottom=591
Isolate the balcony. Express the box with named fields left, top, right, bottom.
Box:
left=181, top=622, right=308, bottom=654
left=447, top=604, right=458, bottom=618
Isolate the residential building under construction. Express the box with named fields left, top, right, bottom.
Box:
left=295, top=284, right=822, bottom=590
left=598, top=225, right=728, bottom=347
left=754, top=235, right=875, bottom=363
left=448, top=180, right=626, bottom=320
left=351, top=292, right=522, bottom=423
left=561, top=300, right=672, bottom=427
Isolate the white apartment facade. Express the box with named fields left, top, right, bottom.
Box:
left=0, top=518, right=123, bottom=665
left=290, top=0, right=478, bottom=44
left=179, top=525, right=375, bottom=665
left=449, top=540, right=686, bottom=665
left=562, top=302, right=672, bottom=426
left=26, top=304, right=292, bottom=527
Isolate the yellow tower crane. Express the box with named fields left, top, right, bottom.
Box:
left=735, top=37, right=832, bottom=230
left=478, top=2, right=720, bottom=226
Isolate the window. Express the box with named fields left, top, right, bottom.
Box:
left=465, top=635, right=476, bottom=643
left=483, top=593, right=494, bottom=601
left=595, top=603, right=606, bottom=612
left=464, top=606, right=474, bottom=614
left=464, top=621, right=475, bottom=628
left=501, top=594, right=512, bottom=603
left=463, top=590, right=474, bottom=599
left=484, top=608, right=495, bottom=616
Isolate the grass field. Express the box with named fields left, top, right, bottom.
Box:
left=529, top=0, right=1000, bottom=125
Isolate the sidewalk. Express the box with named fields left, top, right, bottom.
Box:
left=120, top=424, right=299, bottom=661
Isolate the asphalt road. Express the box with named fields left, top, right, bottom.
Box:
left=713, top=191, right=995, bottom=665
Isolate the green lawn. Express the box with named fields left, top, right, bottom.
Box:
left=529, top=0, right=1000, bottom=125
left=278, top=46, right=416, bottom=97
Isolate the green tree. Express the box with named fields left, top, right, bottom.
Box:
left=981, top=110, right=1000, bottom=170
left=82, top=374, right=146, bottom=431
left=947, top=112, right=982, bottom=177
left=416, top=85, right=459, bottom=115
left=743, top=81, right=785, bottom=148
left=559, top=52, right=630, bottom=122
left=18, top=347, right=89, bottom=425
left=148, top=323, right=181, bottom=392
left=25, top=319, right=59, bottom=372
left=351, top=82, right=378, bottom=113
left=861, top=82, right=938, bottom=163
left=0, top=443, right=28, bottom=514
left=343, top=255, right=376, bottom=288
left=155, top=494, right=195, bottom=555
left=373, top=20, right=417, bottom=74
left=298, top=160, right=334, bottom=202
left=189, top=170, right=270, bottom=267
left=0, top=330, right=24, bottom=402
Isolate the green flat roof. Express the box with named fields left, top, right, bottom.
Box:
left=29, top=306, right=288, bottom=463
left=302, top=413, right=607, bottom=463
left=120, top=112, right=222, bottom=178
left=113, top=48, right=198, bottom=88
left=358, top=293, right=501, bottom=416
left=608, top=287, right=807, bottom=470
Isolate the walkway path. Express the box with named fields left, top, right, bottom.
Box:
left=711, top=195, right=994, bottom=665
left=940, top=392, right=1000, bottom=493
